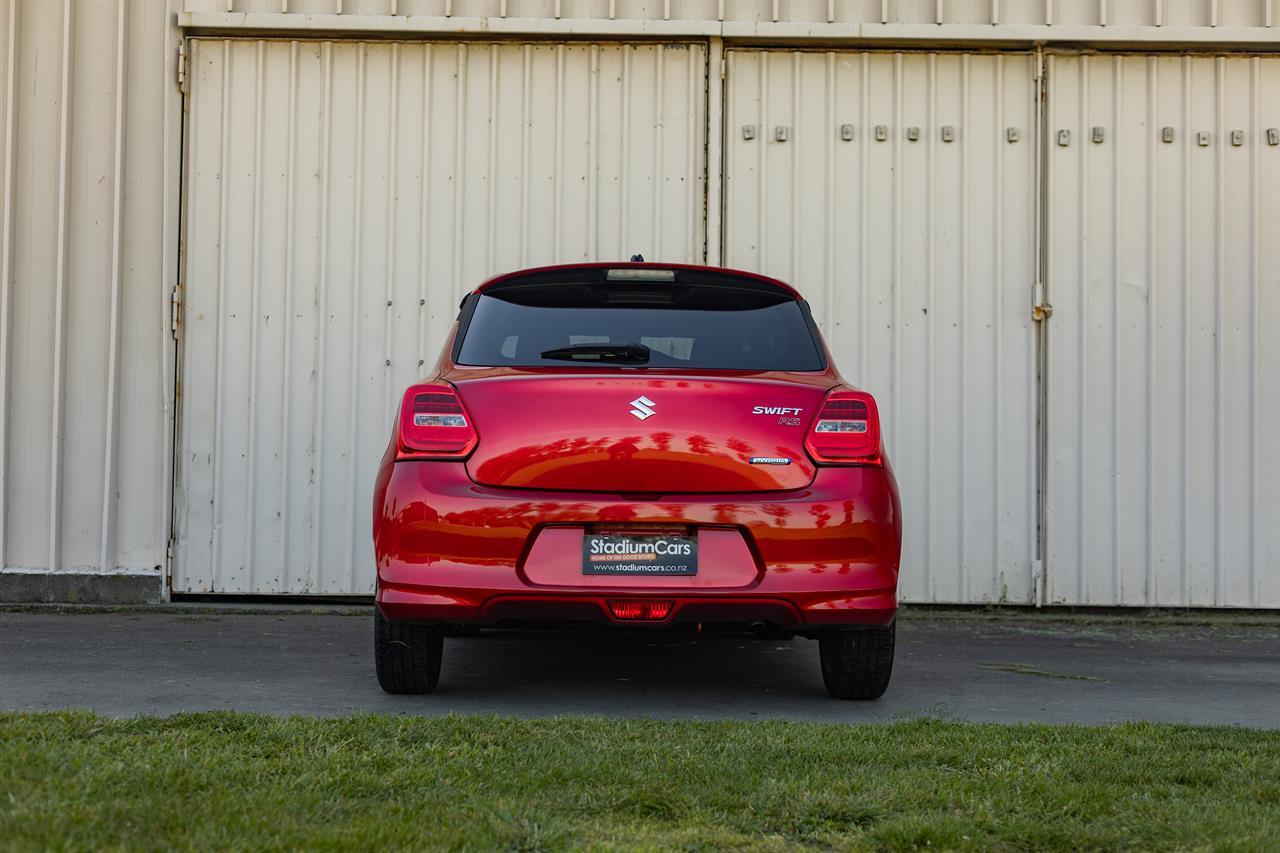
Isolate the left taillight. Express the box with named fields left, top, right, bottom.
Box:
left=803, top=388, right=883, bottom=467
left=397, top=382, right=478, bottom=459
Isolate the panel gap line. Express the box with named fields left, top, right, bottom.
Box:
left=1111, top=56, right=1122, bottom=602
left=859, top=53, right=869, bottom=380
left=757, top=53, right=767, bottom=271
left=891, top=52, right=902, bottom=490
left=620, top=46, right=631, bottom=257
left=1180, top=56, right=1190, bottom=607
left=48, top=0, right=75, bottom=573
left=1213, top=56, right=1225, bottom=607
left=416, top=44, right=433, bottom=376
left=825, top=53, right=834, bottom=333
left=1249, top=57, right=1260, bottom=606
left=651, top=45, right=664, bottom=260
left=451, top=45, right=466, bottom=313
left=244, top=41, right=266, bottom=593
left=685, top=44, right=697, bottom=262
left=789, top=52, right=799, bottom=284
left=211, top=41, right=233, bottom=592
left=959, top=54, right=969, bottom=601
left=0, top=0, right=19, bottom=570
left=344, top=44, right=368, bottom=593
left=485, top=44, right=497, bottom=275
left=588, top=45, right=599, bottom=261
left=993, top=55, right=1005, bottom=597
left=926, top=53, right=937, bottom=601
left=279, top=41, right=298, bottom=592
left=383, top=44, right=400, bottom=474
left=307, top=42, right=334, bottom=596
left=99, top=0, right=129, bottom=574
left=555, top=44, right=565, bottom=261
left=1077, top=56, right=1089, bottom=604
left=1145, top=56, right=1157, bottom=604
left=519, top=45, right=530, bottom=266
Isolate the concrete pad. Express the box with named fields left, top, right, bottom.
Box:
left=1, top=610, right=1276, bottom=727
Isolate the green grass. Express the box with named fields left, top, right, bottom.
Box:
left=2, top=714, right=1277, bottom=851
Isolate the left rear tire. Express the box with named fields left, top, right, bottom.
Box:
left=374, top=608, right=443, bottom=694
left=818, top=623, right=895, bottom=700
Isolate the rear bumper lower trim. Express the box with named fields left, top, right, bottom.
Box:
left=377, top=583, right=896, bottom=627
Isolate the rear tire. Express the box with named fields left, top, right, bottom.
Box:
left=819, top=623, right=895, bottom=700
left=374, top=608, right=443, bottom=694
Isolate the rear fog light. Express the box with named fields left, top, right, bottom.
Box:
left=608, top=600, right=674, bottom=621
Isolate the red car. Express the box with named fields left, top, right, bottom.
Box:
left=372, top=263, right=902, bottom=699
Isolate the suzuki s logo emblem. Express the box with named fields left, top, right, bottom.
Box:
left=629, top=396, right=656, bottom=421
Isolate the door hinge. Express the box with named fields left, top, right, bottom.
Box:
left=176, top=41, right=188, bottom=94
left=170, top=284, right=182, bottom=339
left=1032, top=281, right=1053, bottom=322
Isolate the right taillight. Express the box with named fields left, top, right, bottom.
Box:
left=397, top=382, right=478, bottom=460
left=804, top=389, right=883, bottom=466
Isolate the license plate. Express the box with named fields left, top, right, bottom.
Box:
left=582, top=533, right=698, bottom=576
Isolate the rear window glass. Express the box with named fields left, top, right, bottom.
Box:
left=455, top=280, right=825, bottom=371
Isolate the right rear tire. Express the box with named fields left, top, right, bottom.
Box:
left=374, top=608, right=443, bottom=694
left=818, top=623, right=895, bottom=700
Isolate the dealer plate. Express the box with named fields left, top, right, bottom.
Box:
left=582, top=533, right=698, bottom=576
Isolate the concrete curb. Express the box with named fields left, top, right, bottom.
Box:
left=0, top=572, right=162, bottom=605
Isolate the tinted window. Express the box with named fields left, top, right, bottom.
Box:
left=456, top=283, right=825, bottom=371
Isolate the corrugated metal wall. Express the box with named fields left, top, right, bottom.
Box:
left=187, top=0, right=1279, bottom=29
left=1044, top=54, right=1280, bottom=607
left=723, top=50, right=1039, bottom=604
left=0, top=0, right=179, bottom=577
left=173, top=39, right=707, bottom=593
left=2, top=0, right=1276, bottom=606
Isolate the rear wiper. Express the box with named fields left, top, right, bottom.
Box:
left=539, top=343, right=651, bottom=363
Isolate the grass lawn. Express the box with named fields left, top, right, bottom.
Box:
left=2, top=713, right=1277, bottom=850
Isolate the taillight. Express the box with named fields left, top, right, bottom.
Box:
left=804, top=389, right=882, bottom=466
left=397, top=382, right=478, bottom=459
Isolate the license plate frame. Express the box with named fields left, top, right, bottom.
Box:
left=582, top=532, right=698, bottom=576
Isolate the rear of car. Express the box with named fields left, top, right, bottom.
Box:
left=372, top=263, right=902, bottom=699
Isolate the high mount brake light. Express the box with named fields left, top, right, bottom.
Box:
left=397, top=383, right=478, bottom=459
left=804, top=389, right=883, bottom=466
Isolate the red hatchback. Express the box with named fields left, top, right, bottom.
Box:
left=373, top=263, right=902, bottom=699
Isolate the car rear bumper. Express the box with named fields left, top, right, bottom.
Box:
left=374, top=460, right=901, bottom=629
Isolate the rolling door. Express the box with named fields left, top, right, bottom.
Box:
left=174, top=39, right=707, bottom=594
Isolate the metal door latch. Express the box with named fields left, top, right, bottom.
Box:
left=1033, top=282, right=1053, bottom=322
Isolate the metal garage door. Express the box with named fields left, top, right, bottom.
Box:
left=723, top=51, right=1040, bottom=604
left=1043, top=54, right=1280, bottom=607
left=174, top=39, right=707, bottom=594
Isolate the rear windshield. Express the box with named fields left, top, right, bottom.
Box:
left=455, top=279, right=825, bottom=371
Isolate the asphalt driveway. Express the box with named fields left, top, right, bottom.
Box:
left=1, top=608, right=1276, bottom=727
